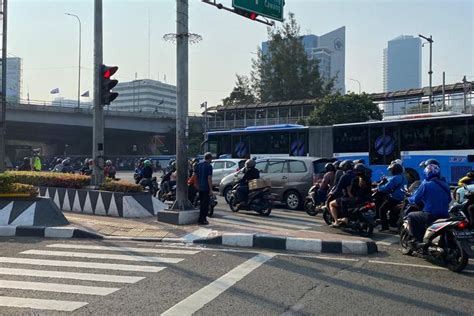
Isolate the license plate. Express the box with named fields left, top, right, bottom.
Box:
left=454, top=230, right=474, bottom=239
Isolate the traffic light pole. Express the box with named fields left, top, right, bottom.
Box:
left=171, top=0, right=194, bottom=212
left=92, top=0, right=104, bottom=186
left=0, top=0, right=7, bottom=173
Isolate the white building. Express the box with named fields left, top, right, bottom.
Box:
left=0, top=57, right=22, bottom=101
left=112, top=79, right=176, bottom=115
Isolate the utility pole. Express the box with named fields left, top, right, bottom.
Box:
left=171, top=0, right=193, bottom=211
left=419, top=34, right=433, bottom=113
left=442, top=71, right=446, bottom=112
left=92, top=0, right=104, bottom=185
left=0, top=0, right=7, bottom=172
left=65, top=13, right=81, bottom=109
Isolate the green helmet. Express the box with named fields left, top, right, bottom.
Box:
left=144, top=160, right=152, bottom=167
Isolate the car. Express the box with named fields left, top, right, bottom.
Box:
left=219, top=157, right=336, bottom=210
left=211, top=159, right=246, bottom=187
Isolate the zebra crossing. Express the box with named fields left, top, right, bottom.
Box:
left=212, top=208, right=324, bottom=232
left=0, top=242, right=199, bottom=312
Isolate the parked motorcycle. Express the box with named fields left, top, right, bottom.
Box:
left=304, top=185, right=326, bottom=216
left=400, top=206, right=473, bottom=272
left=322, top=200, right=376, bottom=237
left=228, top=184, right=273, bottom=216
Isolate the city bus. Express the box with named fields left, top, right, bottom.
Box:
left=204, top=113, right=474, bottom=184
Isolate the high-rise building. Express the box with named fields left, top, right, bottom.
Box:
left=112, top=79, right=176, bottom=115
left=383, top=35, right=422, bottom=92
left=262, top=26, right=346, bottom=94
left=0, top=57, right=22, bottom=101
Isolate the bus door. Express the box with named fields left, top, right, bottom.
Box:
left=369, top=125, right=400, bottom=166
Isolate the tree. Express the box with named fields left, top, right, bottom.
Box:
left=222, top=75, right=256, bottom=106
left=304, top=93, right=383, bottom=126
left=251, top=13, right=333, bottom=102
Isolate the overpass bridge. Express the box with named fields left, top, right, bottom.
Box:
left=3, top=101, right=190, bottom=161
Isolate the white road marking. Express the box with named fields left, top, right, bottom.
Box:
left=46, top=244, right=199, bottom=255
left=223, top=214, right=313, bottom=230
left=0, top=296, right=87, bottom=312
left=213, top=216, right=311, bottom=231
left=0, top=280, right=119, bottom=295
left=0, top=267, right=144, bottom=283
left=368, top=260, right=447, bottom=270
left=161, top=253, right=274, bottom=316
left=21, top=250, right=184, bottom=264
left=0, top=257, right=165, bottom=272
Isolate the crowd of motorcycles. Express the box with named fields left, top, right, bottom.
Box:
left=304, top=163, right=474, bottom=272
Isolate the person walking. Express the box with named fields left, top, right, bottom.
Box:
left=195, top=152, right=213, bottom=225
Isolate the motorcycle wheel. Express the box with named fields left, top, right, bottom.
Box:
left=157, top=190, right=165, bottom=202
left=304, top=200, right=317, bottom=216
left=444, top=233, right=469, bottom=272
left=322, top=208, right=334, bottom=226
left=400, top=227, right=413, bottom=255
left=260, top=202, right=272, bottom=216
left=359, top=223, right=374, bottom=237
left=229, top=197, right=239, bottom=212
left=208, top=206, right=214, bottom=217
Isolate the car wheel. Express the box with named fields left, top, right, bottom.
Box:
left=284, top=190, right=301, bottom=210
left=224, top=186, right=233, bottom=204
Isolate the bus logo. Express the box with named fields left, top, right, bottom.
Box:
left=375, top=135, right=395, bottom=156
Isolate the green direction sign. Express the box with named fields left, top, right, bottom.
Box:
left=233, top=0, right=284, bottom=22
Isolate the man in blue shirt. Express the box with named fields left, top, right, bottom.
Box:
left=407, top=164, right=451, bottom=242
left=196, top=152, right=214, bottom=225
left=377, top=162, right=407, bottom=231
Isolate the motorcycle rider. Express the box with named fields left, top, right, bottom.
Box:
left=104, top=160, right=116, bottom=179
left=161, top=161, right=176, bottom=193
left=60, top=158, right=74, bottom=173
left=80, top=158, right=93, bottom=175
left=314, top=163, right=336, bottom=205
left=333, top=161, right=344, bottom=187
left=407, top=164, right=451, bottom=243
left=52, top=158, right=63, bottom=172
left=327, top=160, right=355, bottom=227
left=376, top=162, right=407, bottom=231
left=134, top=158, right=145, bottom=184
left=18, top=157, right=32, bottom=171
left=237, top=159, right=260, bottom=206
left=139, top=160, right=154, bottom=189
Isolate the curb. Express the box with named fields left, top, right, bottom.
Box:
left=193, top=233, right=378, bottom=255
left=0, top=226, right=103, bottom=239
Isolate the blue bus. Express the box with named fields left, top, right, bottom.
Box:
left=204, top=113, right=474, bottom=184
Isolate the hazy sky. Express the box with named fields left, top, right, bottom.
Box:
left=9, top=0, right=474, bottom=113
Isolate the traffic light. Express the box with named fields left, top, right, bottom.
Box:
left=234, top=8, right=258, bottom=20
left=101, top=64, right=119, bottom=105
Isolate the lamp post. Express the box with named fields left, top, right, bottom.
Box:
left=349, top=78, right=361, bottom=94
left=65, top=13, right=82, bottom=109
left=419, top=34, right=433, bottom=113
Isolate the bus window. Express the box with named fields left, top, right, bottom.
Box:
left=251, top=132, right=269, bottom=154
left=269, top=132, right=289, bottom=155
left=383, top=126, right=400, bottom=163
left=369, top=126, right=384, bottom=165
left=470, top=119, right=474, bottom=149
left=290, top=131, right=308, bottom=156
left=219, top=135, right=231, bottom=157
left=401, top=123, right=430, bottom=151
left=232, top=134, right=250, bottom=158
left=333, top=126, right=368, bottom=153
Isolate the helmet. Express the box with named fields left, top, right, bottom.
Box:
left=62, top=159, right=70, bottom=166
left=467, top=170, right=474, bottom=178
left=353, top=163, right=366, bottom=175
left=144, top=160, right=152, bottom=167
left=391, top=159, right=403, bottom=166
left=388, top=163, right=403, bottom=175
left=340, top=159, right=354, bottom=171
left=106, top=160, right=112, bottom=166
left=325, top=163, right=336, bottom=172
left=419, top=159, right=440, bottom=168
left=353, top=159, right=365, bottom=164
left=23, top=157, right=29, bottom=162
left=245, top=159, right=256, bottom=169
left=332, top=161, right=341, bottom=169
left=56, top=158, right=63, bottom=164
left=424, top=164, right=440, bottom=180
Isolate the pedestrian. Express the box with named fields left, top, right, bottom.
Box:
left=195, top=152, right=213, bottom=225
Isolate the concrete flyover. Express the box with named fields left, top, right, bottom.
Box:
left=6, top=102, right=176, bottom=134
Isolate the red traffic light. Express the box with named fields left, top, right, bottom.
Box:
left=249, top=12, right=257, bottom=20
left=102, top=66, right=118, bottom=79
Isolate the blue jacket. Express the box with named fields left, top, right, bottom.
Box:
left=408, top=178, right=451, bottom=217
left=378, top=174, right=407, bottom=202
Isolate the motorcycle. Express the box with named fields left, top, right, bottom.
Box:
left=304, top=185, right=326, bottom=216
left=322, top=200, right=376, bottom=237
left=140, top=177, right=159, bottom=196
left=157, top=181, right=176, bottom=202
left=399, top=206, right=474, bottom=272
left=228, top=183, right=273, bottom=216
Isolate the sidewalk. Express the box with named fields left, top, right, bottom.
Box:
left=65, top=212, right=378, bottom=255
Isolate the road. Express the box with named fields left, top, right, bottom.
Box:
left=0, top=238, right=472, bottom=315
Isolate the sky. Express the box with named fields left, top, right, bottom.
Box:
left=8, top=0, right=474, bottom=113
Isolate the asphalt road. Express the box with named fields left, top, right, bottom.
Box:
left=0, top=238, right=472, bottom=315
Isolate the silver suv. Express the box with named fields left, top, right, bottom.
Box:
left=219, top=157, right=335, bottom=210
left=211, top=159, right=246, bottom=187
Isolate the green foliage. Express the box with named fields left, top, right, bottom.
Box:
left=6, top=171, right=90, bottom=189
left=188, top=119, right=204, bottom=157
left=99, top=179, right=143, bottom=193
left=251, top=12, right=333, bottom=102
left=304, top=93, right=383, bottom=126
left=0, top=173, right=14, bottom=192
left=223, top=75, right=256, bottom=106
left=0, top=173, right=38, bottom=197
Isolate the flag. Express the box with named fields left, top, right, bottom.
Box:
left=50, top=88, right=60, bottom=94
left=81, top=90, right=90, bottom=97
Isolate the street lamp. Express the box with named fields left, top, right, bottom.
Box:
left=349, top=78, right=361, bottom=94
left=419, top=34, right=433, bottom=113
left=65, top=13, right=82, bottom=109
